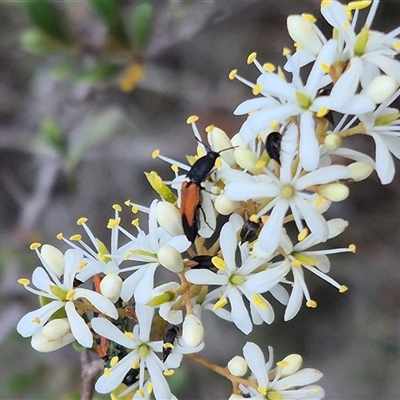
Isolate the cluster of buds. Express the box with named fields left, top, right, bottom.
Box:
left=16, top=1, right=400, bottom=399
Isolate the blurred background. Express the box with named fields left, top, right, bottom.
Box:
left=2, top=1, right=400, bottom=399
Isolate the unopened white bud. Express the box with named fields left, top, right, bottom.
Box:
left=156, top=202, right=184, bottom=236
left=364, top=75, right=398, bottom=104
left=324, top=133, right=341, bottom=151
left=208, top=127, right=236, bottom=167
left=157, top=245, right=184, bottom=273
left=347, top=161, right=374, bottom=181
left=214, top=194, right=240, bottom=215
left=319, top=183, right=349, bottom=202
left=41, top=245, right=65, bottom=277
left=182, top=314, right=204, bottom=347
left=287, top=15, right=323, bottom=56
left=100, top=273, right=123, bottom=303
left=42, top=318, right=71, bottom=341
left=227, top=356, right=248, bottom=376
left=32, top=325, right=74, bottom=353
left=280, top=354, right=303, bottom=376
left=234, top=148, right=259, bottom=173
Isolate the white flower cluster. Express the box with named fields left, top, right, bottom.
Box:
left=16, top=1, right=400, bottom=399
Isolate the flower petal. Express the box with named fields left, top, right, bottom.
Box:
left=65, top=301, right=93, bottom=347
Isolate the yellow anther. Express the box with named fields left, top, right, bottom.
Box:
left=251, top=293, right=267, bottom=309
left=255, top=160, right=267, bottom=169
left=78, top=261, right=87, bottom=270
left=347, top=1, right=372, bottom=10
left=152, top=149, right=160, bottom=159
left=205, top=124, right=214, bottom=133
left=339, top=285, right=348, bottom=293
left=186, top=115, right=199, bottom=124
left=18, top=278, right=30, bottom=286
left=316, top=107, right=329, bottom=118
left=306, top=300, right=317, bottom=308
left=136, top=389, right=145, bottom=398
left=252, top=84, right=262, bottom=96
left=320, top=62, right=331, bottom=74
left=349, top=244, right=356, bottom=253
left=110, top=356, right=119, bottom=367
left=215, top=157, right=222, bottom=169
left=30, top=242, right=41, bottom=251
left=212, top=256, right=226, bottom=270
left=66, top=289, right=76, bottom=301
left=392, top=42, right=400, bottom=52
left=146, top=382, right=153, bottom=394
left=131, top=359, right=139, bottom=369
left=263, top=62, right=276, bottom=72
left=213, top=297, right=228, bottom=310
left=282, top=47, right=292, bottom=56
left=132, top=218, right=140, bottom=227
left=33, top=316, right=41, bottom=324
left=104, top=367, right=112, bottom=377
left=124, top=331, right=134, bottom=339
left=112, top=204, right=122, bottom=212
left=124, top=199, right=131, bottom=206
left=163, top=342, right=174, bottom=350
left=297, top=228, right=309, bottom=242
left=98, top=253, right=106, bottom=261
left=56, top=233, right=63, bottom=240
left=257, top=387, right=267, bottom=396
left=247, top=52, right=257, bottom=64
left=69, top=234, right=82, bottom=241
left=291, top=259, right=302, bottom=267
left=124, top=251, right=133, bottom=260
left=260, top=215, right=269, bottom=225
left=171, top=164, right=179, bottom=173
left=163, top=369, right=175, bottom=376
left=131, top=205, right=138, bottom=214
left=228, top=69, right=238, bottom=80
left=107, top=217, right=121, bottom=229
left=301, top=13, right=317, bottom=23
left=77, top=217, right=88, bottom=226
left=270, top=121, right=279, bottom=131
left=277, top=66, right=286, bottom=81
left=249, top=214, right=259, bottom=223
left=315, top=195, right=325, bottom=207
left=321, top=0, right=332, bottom=8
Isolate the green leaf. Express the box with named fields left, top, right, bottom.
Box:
left=131, top=2, right=153, bottom=50
left=23, top=0, right=69, bottom=43
left=39, top=118, right=67, bottom=156
left=75, top=62, right=122, bottom=84
left=21, top=29, right=68, bottom=55
left=90, top=0, right=129, bottom=46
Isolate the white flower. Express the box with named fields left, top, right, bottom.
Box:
left=17, top=248, right=118, bottom=348
left=185, top=221, right=288, bottom=334
left=241, top=342, right=324, bottom=399
left=119, top=200, right=190, bottom=304
left=234, top=41, right=374, bottom=171
left=225, top=125, right=349, bottom=254
left=279, top=218, right=352, bottom=320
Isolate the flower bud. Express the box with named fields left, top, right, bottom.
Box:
left=214, top=194, right=240, bottom=215
left=100, top=273, right=123, bottom=303
left=347, top=162, right=374, bottom=181
left=227, top=356, right=248, bottom=376
left=182, top=314, right=204, bottom=347
left=156, top=201, right=184, bottom=236
left=324, top=133, right=341, bottom=151
left=287, top=15, right=323, bottom=56
left=280, top=354, right=303, bottom=376
left=364, top=75, right=398, bottom=104
left=319, top=183, right=349, bottom=202
left=157, top=245, right=184, bottom=273
left=42, top=318, right=71, bottom=341
left=41, top=245, right=65, bottom=277
left=234, top=148, right=260, bottom=174
left=207, top=126, right=236, bottom=167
